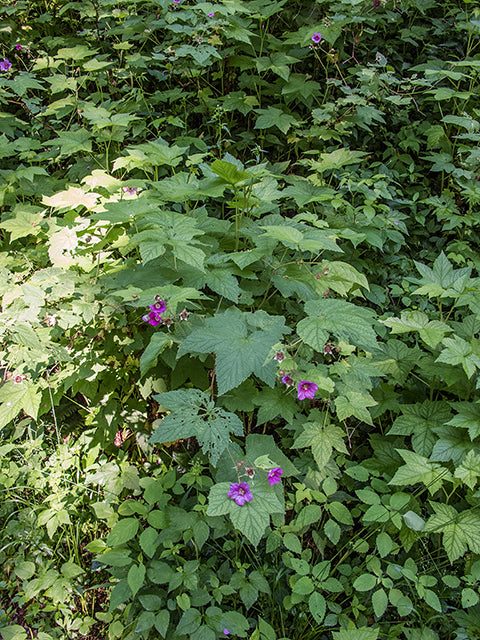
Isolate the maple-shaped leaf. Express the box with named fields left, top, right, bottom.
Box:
left=436, top=335, right=480, bottom=378
left=177, top=308, right=290, bottom=395
left=298, top=299, right=377, bottom=352
left=383, top=310, right=451, bottom=348
left=424, top=503, right=480, bottom=563
left=0, top=207, right=44, bottom=242
left=389, top=450, right=452, bottom=495
left=42, top=186, right=100, bottom=210
left=335, top=391, right=377, bottom=426
left=454, top=451, right=480, bottom=489
left=447, top=401, right=480, bottom=439
left=293, top=410, right=347, bottom=471
left=387, top=400, right=452, bottom=457
left=149, top=389, right=243, bottom=465
left=430, top=425, right=480, bottom=466
left=253, top=387, right=297, bottom=425
left=413, top=252, right=472, bottom=299
left=0, top=380, right=42, bottom=430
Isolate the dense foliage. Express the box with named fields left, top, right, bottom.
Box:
left=1, top=0, right=480, bottom=638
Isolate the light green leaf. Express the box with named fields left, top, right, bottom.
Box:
left=436, top=335, right=480, bottom=378
left=0, top=381, right=42, bottom=429
left=447, top=401, right=480, bottom=439
left=335, top=391, right=377, bottom=426
left=389, top=450, right=452, bottom=494
left=106, top=518, right=139, bottom=547
left=383, top=311, right=451, bottom=348
left=308, top=148, right=367, bottom=173
left=293, top=412, right=347, bottom=471
left=454, top=450, right=480, bottom=489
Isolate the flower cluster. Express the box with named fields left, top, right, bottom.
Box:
left=228, top=463, right=285, bottom=506
left=143, top=299, right=166, bottom=326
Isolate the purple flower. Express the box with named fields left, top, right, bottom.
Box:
left=274, top=350, right=285, bottom=362
left=268, top=467, right=283, bottom=486
left=143, top=311, right=163, bottom=327
left=312, top=32, right=322, bottom=44
left=208, top=12, right=215, bottom=17
left=223, top=630, right=230, bottom=636
left=15, top=45, right=22, bottom=51
left=0, top=59, right=12, bottom=72
left=282, top=375, right=294, bottom=387
left=149, top=301, right=166, bottom=314
left=373, top=0, right=381, bottom=7
left=173, top=0, right=181, bottom=3
left=297, top=380, right=319, bottom=401
left=123, top=186, right=138, bottom=194
left=227, top=482, right=253, bottom=506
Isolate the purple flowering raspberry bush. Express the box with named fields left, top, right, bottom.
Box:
left=2, top=0, right=480, bottom=638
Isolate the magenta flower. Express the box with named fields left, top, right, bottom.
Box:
left=227, top=482, right=253, bottom=506
left=143, top=311, right=163, bottom=327
left=208, top=12, right=215, bottom=17
left=282, top=375, right=294, bottom=387
left=223, top=630, right=230, bottom=636
left=0, top=59, right=12, bottom=71
left=373, top=0, right=381, bottom=7
left=15, top=45, right=22, bottom=51
left=150, top=301, right=166, bottom=314
left=312, top=33, right=322, bottom=44
left=274, top=350, right=285, bottom=362
left=297, top=380, right=319, bottom=401
left=268, top=467, right=283, bottom=486
left=123, top=186, right=138, bottom=194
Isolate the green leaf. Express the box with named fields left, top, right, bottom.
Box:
left=292, top=576, right=314, bottom=595
left=383, top=311, right=451, bottom=348
left=387, top=400, right=452, bottom=456
left=389, top=450, right=452, bottom=494
left=207, top=476, right=284, bottom=547
left=177, top=308, right=290, bottom=395
left=308, top=149, right=367, bottom=173
left=332, top=628, right=379, bottom=640
left=447, top=402, right=480, bottom=439
left=413, top=252, right=472, bottom=298
left=0, top=208, right=44, bottom=241
left=372, top=588, right=388, bottom=618
left=402, top=511, right=425, bottom=531
left=128, top=564, right=146, bottom=598
left=293, top=413, right=347, bottom=471
left=106, top=518, right=139, bottom=547
left=462, top=588, right=479, bottom=608
left=300, top=299, right=377, bottom=352
left=0, top=381, right=42, bottom=429
left=15, top=561, right=35, bottom=580
left=155, top=611, right=170, bottom=638
left=253, top=387, right=297, bottom=425
left=140, top=333, right=172, bottom=377
left=454, top=451, right=480, bottom=489
left=335, top=391, right=377, bottom=426
left=308, top=592, right=326, bottom=624
left=45, top=128, right=92, bottom=156
left=150, top=389, right=243, bottom=465
left=436, top=335, right=480, bottom=378
left=424, top=503, right=480, bottom=563
left=205, top=268, right=240, bottom=302
left=254, top=107, right=297, bottom=134
left=210, top=159, right=250, bottom=185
